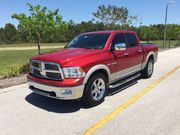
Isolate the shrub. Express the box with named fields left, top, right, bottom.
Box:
left=176, top=41, right=180, bottom=47
left=0, top=63, right=29, bottom=78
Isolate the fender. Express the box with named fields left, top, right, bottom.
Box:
left=83, top=64, right=110, bottom=85
left=142, top=51, right=156, bottom=69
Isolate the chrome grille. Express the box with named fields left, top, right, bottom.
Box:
left=30, top=60, right=64, bottom=80
left=44, top=63, right=59, bottom=71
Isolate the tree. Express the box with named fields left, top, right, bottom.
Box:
left=137, top=26, right=149, bottom=41
left=4, top=23, right=17, bottom=44
left=12, top=3, right=67, bottom=54
left=17, top=28, right=30, bottom=43
left=166, top=24, right=180, bottom=40
left=93, top=5, right=137, bottom=29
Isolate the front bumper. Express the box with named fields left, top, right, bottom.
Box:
left=28, top=80, right=85, bottom=100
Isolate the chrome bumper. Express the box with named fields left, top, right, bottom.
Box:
left=28, top=81, right=85, bottom=100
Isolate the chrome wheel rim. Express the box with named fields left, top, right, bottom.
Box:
left=91, top=78, right=105, bottom=101
left=148, top=61, right=153, bottom=75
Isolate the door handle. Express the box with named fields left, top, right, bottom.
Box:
left=138, top=49, right=142, bottom=53
left=124, top=52, right=129, bottom=56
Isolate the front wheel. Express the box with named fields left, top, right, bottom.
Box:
left=141, top=58, right=154, bottom=78
left=83, top=73, right=107, bottom=106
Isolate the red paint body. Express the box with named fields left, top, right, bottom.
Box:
left=27, top=30, right=158, bottom=87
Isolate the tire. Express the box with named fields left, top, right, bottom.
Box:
left=141, top=58, right=154, bottom=78
left=83, top=73, right=108, bottom=106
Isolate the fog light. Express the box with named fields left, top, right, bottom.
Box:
left=62, top=89, right=72, bottom=95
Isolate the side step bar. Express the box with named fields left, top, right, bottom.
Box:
left=109, top=73, right=141, bottom=89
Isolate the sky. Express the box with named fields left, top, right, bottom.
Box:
left=0, top=0, right=179, bottom=27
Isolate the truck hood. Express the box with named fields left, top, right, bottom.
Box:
left=32, top=48, right=103, bottom=66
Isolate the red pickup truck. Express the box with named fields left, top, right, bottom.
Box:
left=28, top=30, right=158, bottom=106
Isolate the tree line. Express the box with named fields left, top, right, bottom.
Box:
left=0, top=4, right=180, bottom=45
left=1, top=22, right=180, bottom=44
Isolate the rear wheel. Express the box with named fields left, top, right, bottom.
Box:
left=142, top=58, right=154, bottom=78
left=83, top=73, right=107, bottom=106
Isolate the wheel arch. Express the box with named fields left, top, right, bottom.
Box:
left=83, top=64, right=110, bottom=85
left=142, top=51, right=155, bottom=69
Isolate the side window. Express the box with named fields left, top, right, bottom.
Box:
left=111, top=34, right=126, bottom=50
left=125, top=33, right=138, bottom=47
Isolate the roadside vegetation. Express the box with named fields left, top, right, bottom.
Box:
left=0, top=45, right=64, bottom=78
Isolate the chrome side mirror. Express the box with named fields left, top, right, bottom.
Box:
left=114, top=43, right=127, bottom=51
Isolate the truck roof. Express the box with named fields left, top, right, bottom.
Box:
left=82, top=30, right=135, bottom=34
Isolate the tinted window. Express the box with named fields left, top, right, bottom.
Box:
left=111, top=34, right=126, bottom=50
left=125, top=33, right=138, bottom=47
left=65, top=33, right=110, bottom=49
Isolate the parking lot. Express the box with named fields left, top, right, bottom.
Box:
left=0, top=48, right=180, bottom=135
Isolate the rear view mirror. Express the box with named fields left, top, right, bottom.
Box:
left=115, top=43, right=127, bottom=51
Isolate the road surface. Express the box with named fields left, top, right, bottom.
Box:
left=0, top=48, right=180, bottom=135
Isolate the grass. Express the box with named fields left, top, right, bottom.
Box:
left=0, top=45, right=64, bottom=78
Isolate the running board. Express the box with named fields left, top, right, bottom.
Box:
left=109, top=73, right=141, bottom=89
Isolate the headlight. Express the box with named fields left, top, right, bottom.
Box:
left=62, top=67, right=86, bottom=78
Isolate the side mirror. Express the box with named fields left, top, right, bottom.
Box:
left=114, top=43, right=127, bottom=51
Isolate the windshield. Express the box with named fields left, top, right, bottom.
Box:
left=65, top=33, right=110, bottom=49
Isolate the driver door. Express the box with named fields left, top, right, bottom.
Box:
left=111, top=33, right=131, bottom=80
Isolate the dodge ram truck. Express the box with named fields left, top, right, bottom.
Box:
left=28, top=30, right=158, bottom=106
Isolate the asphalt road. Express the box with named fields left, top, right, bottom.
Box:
left=0, top=48, right=180, bottom=135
